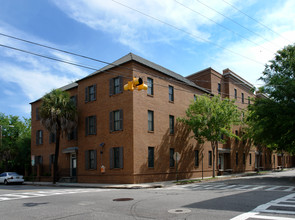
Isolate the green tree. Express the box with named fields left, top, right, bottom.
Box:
left=179, top=95, right=241, bottom=177
left=0, top=113, right=31, bottom=174
left=39, top=89, right=77, bottom=184
left=249, top=44, right=295, bottom=153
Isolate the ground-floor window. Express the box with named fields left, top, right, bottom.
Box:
left=208, top=151, right=212, bottom=166
left=148, top=147, right=154, bottom=168
left=110, top=147, right=123, bottom=169
left=170, top=148, right=175, bottom=167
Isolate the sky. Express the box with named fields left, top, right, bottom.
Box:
left=0, top=0, right=294, bottom=120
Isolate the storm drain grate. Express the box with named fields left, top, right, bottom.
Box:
left=113, top=198, right=134, bottom=202
left=168, top=208, right=191, bottom=214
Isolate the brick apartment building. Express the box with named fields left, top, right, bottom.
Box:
left=31, top=53, right=293, bottom=183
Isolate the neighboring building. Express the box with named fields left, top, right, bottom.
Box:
left=31, top=53, right=293, bottom=184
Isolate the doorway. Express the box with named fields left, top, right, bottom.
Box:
left=71, top=154, right=77, bottom=177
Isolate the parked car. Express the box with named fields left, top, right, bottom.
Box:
left=0, top=172, right=24, bottom=185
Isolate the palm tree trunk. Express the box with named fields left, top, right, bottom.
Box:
left=53, top=128, right=60, bottom=184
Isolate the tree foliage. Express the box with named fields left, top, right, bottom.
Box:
left=0, top=113, right=31, bottom=174
left=248, top=44, right=295, bottom=153
left=179, top=95, right=241, bottom=177
left=39, top=89, right=77, bottom=183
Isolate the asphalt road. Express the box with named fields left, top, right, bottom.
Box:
left=0, top=170, right=295, bottom=220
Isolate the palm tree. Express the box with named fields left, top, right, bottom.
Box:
left=39, top=89, right=77, bottom=184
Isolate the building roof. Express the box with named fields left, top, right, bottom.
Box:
left=78, top=53, right=210, bottom=94
left=223, top=68, right=254, bottom=90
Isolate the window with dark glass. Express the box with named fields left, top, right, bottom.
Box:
left=195, top=150, right=199, bottom=167
left=241, top=93, right=244, bottom=103
left=170, top=148, right=175, bottom=167
left=110, top=110, right=123, bottom=132
left=148, top=110, right=154, bottom=132
left=36, top=107, right=40, bottom=120
left=234, top=89, right=237, bottom=99
left=85, top=116, right=96, bottom=135
left=169, top=115, right=174, bottom=135
left=169, top=85, right=174, bottom=102
left=85, top=85, right=96, bottom=102
left=243, top=153, right=246, bottom=165
left=68, top=128, right=78, bottom=140
left=110, top=147, right=123, bottom=169
left=70, top=95, right=77, bottom=106
left=236, top=152, right=239, bottom=165
left=85, top=150, right=97, bottom=170
left=49, top=132, right=56, bottom=144
left=235, top=130, right=238, bottom=143
left=36, top=130, right=43, bottom=145
left=209, top=151, right=212, bottom=166
left=148, top=147, right=154, bottom=168
left=218, top=83, right=221, bottom=94
left=249, top=153, right=252, bottom=165
left=147, top=78, right=153, bottom=96
left=109, top=77, right=123, bottom=96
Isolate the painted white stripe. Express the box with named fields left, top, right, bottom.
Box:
left=265, top=186, right=282, bottom=191
left=218, top=185, right=237, bottom=189
left=235, top=185, right=253, bottom=190
left=251, top=186, right=265, bottom=190
left=284, top=187, right=295, bottom=192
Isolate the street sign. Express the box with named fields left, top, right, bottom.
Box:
left=173, top=152, right=181, bottom=162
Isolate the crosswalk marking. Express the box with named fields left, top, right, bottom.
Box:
left=166, top=184, right=295, bottom=192
left=231, top=193, right=295, bottom=220
left=0, top=188, right=110, bottom=202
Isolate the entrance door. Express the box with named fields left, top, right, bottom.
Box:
left=219, top=154, right=224, bottom=170
left=71, top=154, right=77, bottom=177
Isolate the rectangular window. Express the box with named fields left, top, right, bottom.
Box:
left=109, top=77, right=123, bottom=96
left=235, top=130, right=238, bottom=143
left=110, top=147, right=123, bottom=169
left=243, top=153, right=246, bottom=165
left=195, top=150, right=199, bottom=167
left=209, top=151, right=212, bottom=166
left=110, top=110, right=123, bottom=132
left=234, top=89, right=237, bottom=99
left=35, top=155, right=43, bottom=165
left=68, top=128, right=78, bottom=141
left=248, top=96, right=250, bottom=105
left=241, top=93, right=244, bottom=103
left=85, top=85, right=96, bottom=102
left=148, top=147, right=154, bottom=168
left=236, top=152, right=239, bottom=166
left=36, top=130, right=43, bottom=145
left=249, top=153, right=252, bottom=165
left=85, top=150, right=97, bottom=170
left=273, top=155, right=275, bottom=165
left=49, top=132, right=56, bottom=144
left=169, top=85, right=174, bottom=102
left=85, top=116, right=96, bottom=136
left=170, top=148, right=175, bottom=167
left=218, top=83, right=221, bottom=94
left=169, top=115, right=174, bottom=135
left=148, top=110, right=154, bottom=132
left=147, top=78, right=153, bottom=96
left=36, top=107, right=40, bottom=120
left=70, top=95, right=77, bottom=106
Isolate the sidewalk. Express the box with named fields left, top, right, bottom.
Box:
left=24, top=170, right=266, bottom=189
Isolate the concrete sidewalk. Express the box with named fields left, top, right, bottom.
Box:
left=24, top=171, right=264, bottom=189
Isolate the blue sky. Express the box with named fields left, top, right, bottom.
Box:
left=0, top=0, right=294, bottom=119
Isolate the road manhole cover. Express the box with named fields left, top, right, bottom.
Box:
left=113, top=198, right=134, bottom=202
left=168, top=208, right=191, bottom=214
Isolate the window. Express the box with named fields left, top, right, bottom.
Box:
left=218, top=83, right=221, bottom=94
left=110, top=110, right=123, bottom=132
left=85, top=85, right=96, bottom=102
left=49, top=132, right=56, bottom=144
left=209, top=151, right=212, bottom=166
left=170, top=148, right=175, bottom=167
left=241, top=93, right=244, bottom=103
left=169, top=115, right=174, bottom=135
left=195, top=150, right=199, bottom=167
left=169, top=85, right=174, bottom=102
left=273, top=155, right=275, bottom=165
left=148, top=110, right=154, bottom=132
left=147, top=78, right=153, bottom=96
left=68, top=128, right=78, bottom=141
left=85, top=150, right=97, bottom=170
left=109, top=77, right=123, bottom=96
left=243, top=153, right=246, bottom=165
left=234, top=89, right=237, bottom=99
left=249, top=153, right=252, bottom=165
left=85, top=116, right=96, bottom=135
left=70, top=95, right=77, bottom=106
left=236, top=152, right=238, bottom=165
left=148, top=147, right=154, bottom=168
left=235, top=130, right=238, bottom=143
left=49, top=154, right=55, bottom=173
left=110, top=147, right=123, bottom=169
left=36, top=107, right=40, bottom=120
left=36, top=130, right=43, bottom=145
left=35, top=156, right=43, bottom=165
left=248, top=96, right=250, bottom=105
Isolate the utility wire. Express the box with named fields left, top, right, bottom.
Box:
left=195, top=0, right=281, bottom=48
left=221, top=0, right=292, bottom=44
left=174, top=0, right=273, bottom=54
left=110, top=0, right=264, bottom=66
